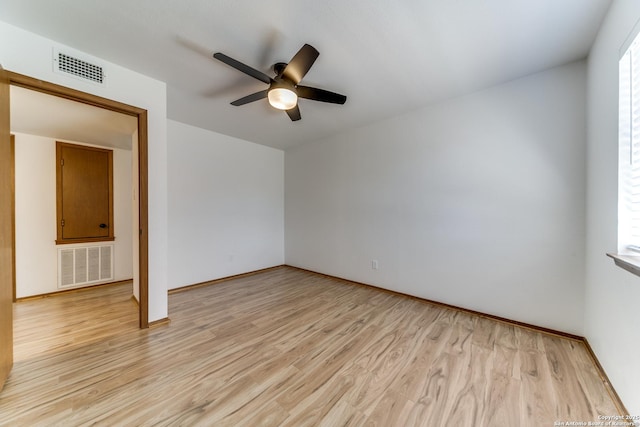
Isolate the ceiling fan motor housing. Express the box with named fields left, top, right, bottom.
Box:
left=273, top=62, right=288, bottom=77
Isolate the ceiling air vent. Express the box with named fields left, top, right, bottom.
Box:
left=53, top=48, right=106, bottom=85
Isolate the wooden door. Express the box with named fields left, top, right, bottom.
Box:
left=0, top=68, right=14, bottom=390
left=56, top=142, right=113, bottom=243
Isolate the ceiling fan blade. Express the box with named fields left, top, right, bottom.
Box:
left=282, top=44, right=319, bottom=84
left=286, top=105, right=301, bottom=121
left=296, top=86, right=347, bottom=104
left=230, top=90, right=269, bottom=106
left=213, top=53, right=272, bottom=84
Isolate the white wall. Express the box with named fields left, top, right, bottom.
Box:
left=286, top=61, right=587, bottom=334
left=14, top=133, right=133, bottom=298
left=586, top=0, right=640, bottom=414
left=167, top=120, right=284, bottom=289
left=0, top=21, right=168, bottom=321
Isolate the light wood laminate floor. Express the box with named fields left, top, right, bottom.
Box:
left=0, top=267, right=622, bottom=426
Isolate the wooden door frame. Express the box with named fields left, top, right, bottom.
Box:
left=6, top=71, right=149, bottom=328
left=10, top=135, right=15, bottom=303
left=0, top=67, right=12, bottom=390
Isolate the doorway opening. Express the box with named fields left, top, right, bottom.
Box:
left=6, top=71, right=149, bottom=328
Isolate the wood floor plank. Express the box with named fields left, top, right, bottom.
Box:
left=0, top=266, right=623, bottom=426
left=516, top=327, right=561, bottom=426
left=218, top=366, right=299, bottom=426
left=279, top=371, right=356, bottom=427
left=388, top=314, right=455, bottom=402
left=363, top=390, right=413, bottom=427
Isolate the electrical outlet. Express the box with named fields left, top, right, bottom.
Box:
left=372, top=260, right=379, bottom=270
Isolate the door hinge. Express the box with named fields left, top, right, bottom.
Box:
left=60, top=158, right=64, bottom=166
left=61, top=219, right=65, bottom=227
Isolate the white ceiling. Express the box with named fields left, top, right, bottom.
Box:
left=10, top=86, right=137, bottom=150
left=0, top=0, right=612, bottom=150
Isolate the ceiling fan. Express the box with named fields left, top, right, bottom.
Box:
left=213, top=44, right=347, bottom=121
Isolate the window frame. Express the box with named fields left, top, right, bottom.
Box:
left=611, top=21, right=640, bottom=276
left=618, top=23, right=640, bottom=254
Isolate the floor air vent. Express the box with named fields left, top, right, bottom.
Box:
left=53, top=48, right=105, bottom=85
left=58, top=245, right=113, bottom=289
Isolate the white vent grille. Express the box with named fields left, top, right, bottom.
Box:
left=57, top=52, right=104, bottom=83
left=58, top=245, right=113, bottom=289
left=53, top=48, right=106, bottom=85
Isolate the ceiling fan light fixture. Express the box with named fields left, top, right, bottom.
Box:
left=268, top=87, right=297, bottom=110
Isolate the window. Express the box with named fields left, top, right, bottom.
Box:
left=56, top=142, right=114, bottom=244
left=618, top=30, right=640, bottom=254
